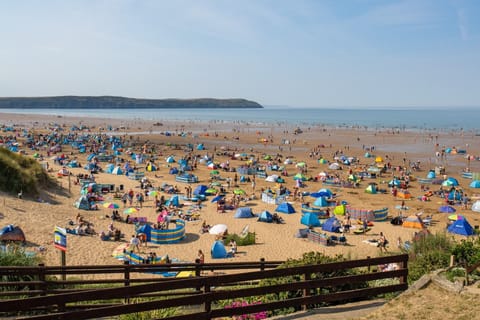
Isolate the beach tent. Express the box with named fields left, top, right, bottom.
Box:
left=66, top=160, right=79, bottom=168
left=402, top=215, right=424, bottom=229
left=57, top=167, right=70, bottom=176
left=166, top=156, right=175, bottom=163
left=234, top=207, right=254, bottom=218
left=136, top=224, right=152, bottom=242
left=211, top=240, right=229, bottom=259
left=364, top=152, right=372, bottom=158
left=146, top=163, right=157, bottom=171
left=105, top=163, right=114, bottom=173
left=321, top=217, right=341, bottom=233
left=300, top=212, right=321, bottom=227
left=193, top=185, right=208, bottom=196
left=448, top=218, right=474, bottom=236
left=293, top=173, right=307, bottom=181
left=313, top=197, right=329, bottom=208
left=333, top=204, right=346, bottom=216
left=276, top=202, right=296, bottom=214
left=472, top=200, right=480, bottom=212
left=470, top=180, right=480, bottom=188
left=74, top=196, right=91, bottom=210
left=375, top=156, right=383, bottom=163
left=169, top=167, right=179, bottom=175
left=284, top=158, right=293, bottom=165
left=111, top=166, right=123, bottom=175
left=397, top=190, right=411, bottom=199
left=365, top=184, right=377, bottom=194
left=196, top=144, right=205, bottom=150
left=448, top=191, right=462, bottom=201
left=318, top=158, right=328, bottom=164
left=0, top=225, right=26, bottom=243
left=166, top=195, right=180, bottom=207
left=265, top=175, right=279, bottom=183
left=438, top=205, right=456, bottom=213
left=388, top=179, right=401, bottom=187
left=328, top=163, right=341, bottom=170
left=427, top=171, right=436, bottom=179
left=258, top=210, right=273, bottom=223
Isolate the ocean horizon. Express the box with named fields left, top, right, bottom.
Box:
left=1, top=107, right=478, bottom=132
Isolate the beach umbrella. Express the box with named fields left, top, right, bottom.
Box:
left=309, top=192, right=323, bottom=198
left=211, top=195, right=225, bottom=203
left=123, top=207, right=139, bottom=214
left=103, top=202, right=120, bottom=209
left=446, top=177, right=459, bottom=186
left=296, top=162, right=306, bottom=168
left=442, top=180, right=454, bottom=187
left=112, top=243, right=130, bottom=260
left=209, top=224, right=228, bottom=235
left=448, top=214, right=464, bottom=221
left=205, top=188, right=218, bottom=194
left=234, top=189, right=246, bottom=195
left=210, top=170, right=220, bottom=175
left=318, top=158, right=328, bottom=164
left=148, top=190, right=159, bottom=197
left=438, top=205, right=456, bottom=213
left=375, top=156, right=383, bottom=163
left=210, top=181, right=222, bottom=187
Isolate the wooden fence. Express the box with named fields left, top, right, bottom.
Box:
left=0, top=254, right=408, bottom=319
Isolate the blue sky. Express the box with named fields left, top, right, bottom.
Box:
left=1, top=0, right=479, bottom=108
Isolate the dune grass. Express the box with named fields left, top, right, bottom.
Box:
left=0, top=148, right=53, bottom=195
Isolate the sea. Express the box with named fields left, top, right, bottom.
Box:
left=1, top=107, right=479, bottom=132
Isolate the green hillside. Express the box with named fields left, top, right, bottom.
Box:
left=0, top=96, right=263, bottom=109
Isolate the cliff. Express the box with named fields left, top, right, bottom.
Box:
left=0, top=96, right=263, bottom=109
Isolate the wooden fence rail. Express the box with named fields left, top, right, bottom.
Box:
left=0, top=254, right=408, bottom=319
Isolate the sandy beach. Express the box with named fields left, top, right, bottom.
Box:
left=1, top=112, right=480, bottom=273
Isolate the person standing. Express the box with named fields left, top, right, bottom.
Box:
left=378, top=232, right=388, bottom=252
left=197, top=250, right=205, bottom=264
left=129, top=234, right=140, bottom=253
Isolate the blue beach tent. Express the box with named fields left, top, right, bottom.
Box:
left=194, top=185, right=208, bottom=196
left=321, top=217, right=341, bottom=233
left=300, top=212, right=321, bottom=227
left=234, top=207, right=255, bottom=218
left=211, top=240, right=229, bottom=259
left=276, top=202, right=296, bottom=214
left=313, top=197, right=329, bottom=208
left=258, top=210, right=273, bottom=223
left=447, top=218, right=474, bottom=236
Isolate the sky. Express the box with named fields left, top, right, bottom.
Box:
left=0, top=0, right=479, bottom=108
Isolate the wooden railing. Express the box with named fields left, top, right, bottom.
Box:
left=0, top=254, right=408, bottom=319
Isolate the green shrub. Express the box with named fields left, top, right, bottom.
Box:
left=224, top=232, right=256, bottom=246
left=257, top=252, right=367, bottom=316
left=408, top=233, right=455, bottom=283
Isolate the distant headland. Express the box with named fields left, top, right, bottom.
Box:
left=0, top=96, right=263, bottom=109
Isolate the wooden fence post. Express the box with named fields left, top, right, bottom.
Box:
left=204, top=283, right=212, bottom=316
left=399, top=254, right=408, bottom=284
left=367, top=256, right=371, bottom=272
left=302, top=272, right=311, bottom=311
left=124, top=260, right=130, bottom=304
left=195, top=258, right=201, bottom=277
left=260, top=258, right=265, bottom=271
left=37, top=263, right=47, bottom=297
